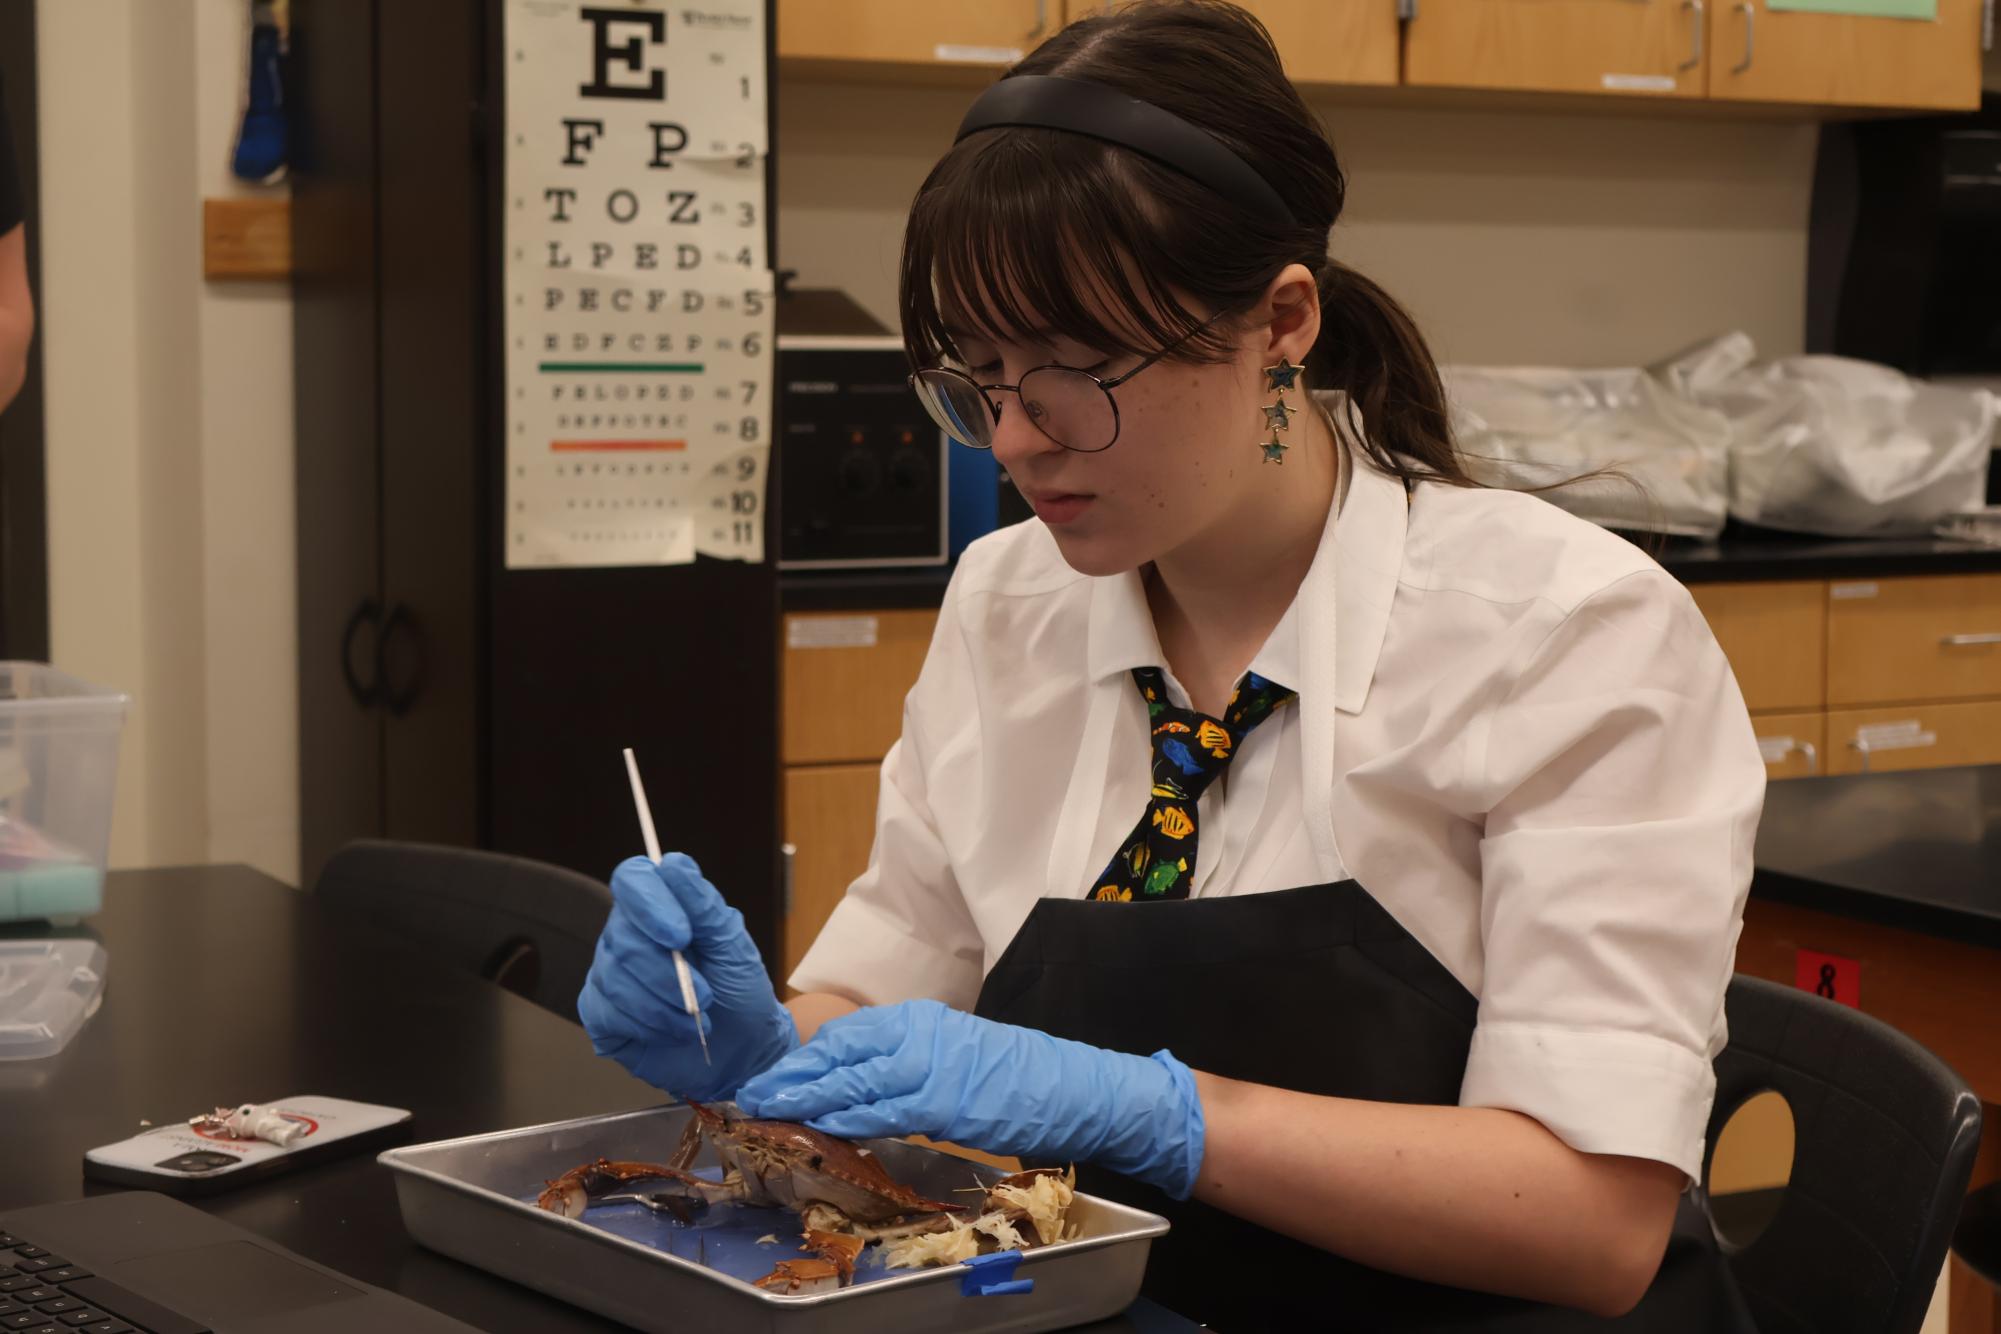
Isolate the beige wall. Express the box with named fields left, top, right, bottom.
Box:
left=776, top=80, right=1816, bottom=366
left=38, top=0, right=298, bottom=882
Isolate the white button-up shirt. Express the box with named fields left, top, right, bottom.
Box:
left=791, top=439, right=1766, bottom=1180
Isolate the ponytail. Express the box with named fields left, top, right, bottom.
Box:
left=1309, top=260, right=1472, bottom=488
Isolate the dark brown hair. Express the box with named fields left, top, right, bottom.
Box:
left=898, top=0, right=1469, bottom=487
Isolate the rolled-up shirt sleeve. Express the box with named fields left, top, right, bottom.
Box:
left=1459, top=569, right=1765, bottom=1180
left=788, top=589, right=986, bottom=1011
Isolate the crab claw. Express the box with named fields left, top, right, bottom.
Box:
left=536, top=1177, right=589, bottom=1218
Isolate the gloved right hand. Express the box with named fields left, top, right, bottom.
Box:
left=578, top=853, right=798, bottom=1102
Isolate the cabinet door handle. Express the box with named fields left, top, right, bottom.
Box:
left=1942, top=632, right=2001, bottom=647
left=1027, top=0, right=1048, bottom=40
left=377, top=602, right=428, bottom=718
left=1732, top=1, right=1755, bottom=73
left=340, top=599, right=383, bottom=709
left=1679, top=0, right=1704, bottom=71
left=1797, top=740, right=1818, bottom=775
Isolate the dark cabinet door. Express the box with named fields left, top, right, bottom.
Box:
left=377, top=0, right=483, bottom=855
left=291, top=0, right=387, bottom=887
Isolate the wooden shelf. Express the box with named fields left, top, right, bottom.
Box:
left=203, top=197, right=291, bottom=282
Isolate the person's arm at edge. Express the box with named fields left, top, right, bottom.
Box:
left=786, top=991, right=860, bottom=1043
left=0, top=223, right=33, bottom=413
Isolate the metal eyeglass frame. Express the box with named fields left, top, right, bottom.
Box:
left=908, top=311, right=1228, bottom=454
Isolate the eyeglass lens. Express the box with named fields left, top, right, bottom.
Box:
left=912, top=367, right=1117, bottom=453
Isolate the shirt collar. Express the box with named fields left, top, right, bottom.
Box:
left=1084, top=431, right=1408, bottom=715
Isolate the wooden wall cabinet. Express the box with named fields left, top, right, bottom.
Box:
left=1405, top=0, right=1978, bottom=109
left=1403, top=0, right=1709, bottom=100
left=777, top=0, right=1054, bottom=68
left=1704, top=0, right=1982, bottom=111
left=780, top=0, right=1399, bottom=86
left=778, top=0, right=1976, bottom=111
left=1222, top=0, right=1401, bottom=86
left=1073, top=0, right=1402, bottom=84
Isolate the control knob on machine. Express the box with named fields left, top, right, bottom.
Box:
left=838, top=444, right=881, bottom=497
left=888, top=446, right=930, bottom=492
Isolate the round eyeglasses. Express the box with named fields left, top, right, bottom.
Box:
left=908, top=315, right=1224, bottom=454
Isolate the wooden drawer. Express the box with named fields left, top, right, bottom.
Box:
left=1689, top=582, right=1826, bottom=713
left=1750, top=710, right=1826, bottom=781
left=780, top=763, right=880, bottom=981
left=1826, top=574, right=2001, bottom=707
left=777, top=0, right=1047, bottom=65
left=1824, top=700, right=2001, bottom=775
left=781, top=610, right=937, bottom=764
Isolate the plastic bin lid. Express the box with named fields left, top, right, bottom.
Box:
left=0, top=939, right=106, bottom=1060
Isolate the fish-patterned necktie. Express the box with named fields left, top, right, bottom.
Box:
left=1089, top=666, right=1298, bottom=902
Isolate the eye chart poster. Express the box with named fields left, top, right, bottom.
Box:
left=505, top=0, right=774, bottom=568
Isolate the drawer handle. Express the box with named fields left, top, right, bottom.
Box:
left=1849, top=723, right=1938, bottom=773
left=1757, top=736, right=1819, bottom=774
left=1941, top=632, right=2001, bottom=647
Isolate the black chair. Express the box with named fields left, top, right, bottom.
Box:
left=1702, top=974, right=1982, bottom=1334
left=314, top=839, right=613, bottom=1023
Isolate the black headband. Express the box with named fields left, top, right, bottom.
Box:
left=954, top=75, right=1296, bottom=226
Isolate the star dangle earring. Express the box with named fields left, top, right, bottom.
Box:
left=1259, top=357, right=1301, bottom=464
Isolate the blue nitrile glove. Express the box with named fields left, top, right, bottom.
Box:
left=735, top=999, right=1206, bottom=1200
left=578, top=853, right=797, bottom=1103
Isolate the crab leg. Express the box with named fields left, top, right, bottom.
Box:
left=535, top=1157, right=745, bottom=1219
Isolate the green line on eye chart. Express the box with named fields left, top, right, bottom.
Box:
left=538, top=362, right=707, bottom=374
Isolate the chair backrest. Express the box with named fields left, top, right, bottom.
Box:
left=1704, top=974, right=1982, bottom=1334
left=314, top=839, right=612, bottom=1023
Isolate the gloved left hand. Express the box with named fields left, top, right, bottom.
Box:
left=734, top=999, right=1206, bottom=1200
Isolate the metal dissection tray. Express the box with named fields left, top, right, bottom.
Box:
left=381, top=1103, right=1170, bottom=1334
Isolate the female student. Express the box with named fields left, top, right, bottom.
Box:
left=581, top=3, right=1765, bottom=1326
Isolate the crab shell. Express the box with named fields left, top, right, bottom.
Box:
left=801, top=1228, right=865, bottom=1278
left=683, top=1101, right=970, bottom=1226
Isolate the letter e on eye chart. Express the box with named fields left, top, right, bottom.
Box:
left=503, top=0, right=775, bottom=569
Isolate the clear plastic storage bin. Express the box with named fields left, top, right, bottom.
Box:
left=0, top=664, right=128, bottom=924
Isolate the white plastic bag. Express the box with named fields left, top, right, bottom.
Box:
left=1662, top=333, right=1997, bottom=538
left=1443, top=364, right=1731, bottom=539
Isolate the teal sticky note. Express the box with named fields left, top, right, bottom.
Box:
left=1766, top=0, right=1936, bottom=17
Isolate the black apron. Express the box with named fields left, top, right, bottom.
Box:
left=972, top=880, right=1760, bottom=1333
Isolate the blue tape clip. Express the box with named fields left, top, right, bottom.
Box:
left=959, top=1248, right=1034, bottom=1297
